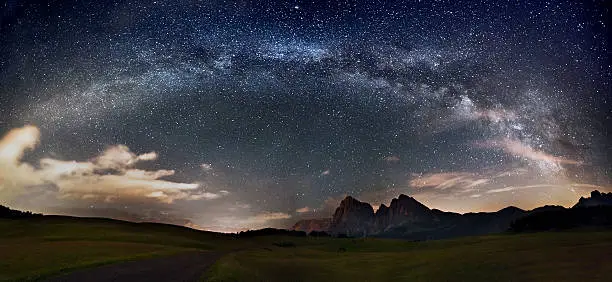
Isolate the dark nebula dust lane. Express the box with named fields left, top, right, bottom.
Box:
left=0, top=0, right=610, bottom=232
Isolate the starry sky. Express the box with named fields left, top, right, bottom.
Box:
left=0, top=0, right=610, bottom=232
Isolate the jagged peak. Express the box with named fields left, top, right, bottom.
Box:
left=335, top=196, right=373, bottom=211
left=574, top=190, right=612, bottom=208
left=389, top=194, right=430, bottom=210
left=342, top=195, right=357, bottom=202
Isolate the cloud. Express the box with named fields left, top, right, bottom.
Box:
left=123, top=169, right=175, bottom=180
left=570, top=183, right=611, bottom=190
left=486, top=184, right=560, bottom=194
left=0, top=126, right=44, bottom=199
left=485, top=183, right=611, bottom=195
left=409, top=172, right=489, bottom=190
left=320, top=169, right=330, bottom=176
left=0, top=126, right=227, bottom=205
left=94, top=145, right=158, bottom=170
left=295, top=206, right=312, bottom=213
left=188, top=190, right=229, bottom=200
left=212, top=211, right=292, bottom=232
left=0, top=125, right=40, bottom=163
left=484, top=138, right=581, bottom=165
left=252, top=212, right=292, bottom=221
left=406, top=167, right=548, bottom=200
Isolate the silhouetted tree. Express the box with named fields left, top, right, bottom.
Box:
left=0, top=205, right=42, bottom=219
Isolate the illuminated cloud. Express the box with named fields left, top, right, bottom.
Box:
left=0, top=126, right=45, bottom=200
left=295, top=206, right=312, bottom=213
left=0, top=126, right=227, bottom=205
left=0, top=125, right=39, bottom=163
left=253, top=212, right=292, bottom=221
left=94, top=145, right=158, bottom=170
left=123, top=169, right=175, bottom=180
left=212, top=211, right=292, bottom=231
left=409, top=172, right=489, bottom=190
left=189, top=190, right=229, bottom=200
left=486, top=184, right=558, bottom=194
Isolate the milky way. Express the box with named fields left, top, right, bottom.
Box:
left=0, top=0, right=610, bottom=232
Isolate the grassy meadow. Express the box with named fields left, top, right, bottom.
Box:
left=0, top=216, right=237, bottom=281
left=206, top=230, right=612, bottom=282
left=1, top=216, right=611, bottom=281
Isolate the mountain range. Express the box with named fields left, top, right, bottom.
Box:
left=292, top=190, right=612, bottom=239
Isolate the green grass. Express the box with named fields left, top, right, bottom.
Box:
left=0, top=240, right=185, bottom=281
left=0, top=217, right=240, bottom=281
left=205, top=231, right=612, bottom=282
left=2, top=217, right=611, bottom=282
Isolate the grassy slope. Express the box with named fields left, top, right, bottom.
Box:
left=0, top=217, right=239, bottom=281
left=2, top=216, right=612, bottom=282
left=206, top=230, right=612, bottom=282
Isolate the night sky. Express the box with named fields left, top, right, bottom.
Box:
left=1, top=0, right=610, bottom=232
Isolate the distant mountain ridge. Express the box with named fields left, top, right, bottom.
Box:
left=292, top=191, right=612, bottom=239
left=291, top=218, right=331, bottom=233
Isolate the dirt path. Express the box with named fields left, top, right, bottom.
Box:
left=44, top=251, right=223, bottom=282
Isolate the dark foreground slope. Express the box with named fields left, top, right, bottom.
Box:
left=0, top=214, right=237, bottom=281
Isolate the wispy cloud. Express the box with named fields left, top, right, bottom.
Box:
left=212, top=211, right=292, bottom=232
left=486, top=184, right=559, bottom=194
left=409, top=172, right=490, bottom=190
left=484, top=138, right=581, bottom=165
left=295, top=206, right=312, bottom=213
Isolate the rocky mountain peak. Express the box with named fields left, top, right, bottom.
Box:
left=574, top=190, right=612, bottom=208
left=389, top=194, right=430, bottom=215
left=333, top=196, right=374, bottom=220
left=330, top=196, right=375, bottom=236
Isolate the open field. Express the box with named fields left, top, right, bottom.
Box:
left=206, top=230, right=612, bottom=282
left=0, top=217, right=237, bottom=281
left=1, top=217, right=611, bottom=281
